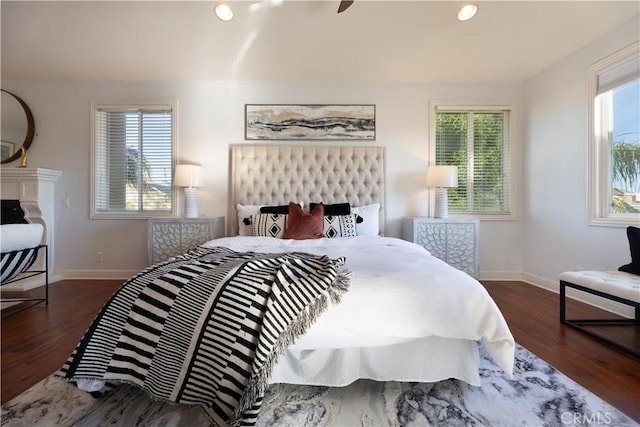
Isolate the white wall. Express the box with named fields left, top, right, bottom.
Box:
left=1, top=79, right=523, bottom=279
left=522, top=15, right=640, bottom=289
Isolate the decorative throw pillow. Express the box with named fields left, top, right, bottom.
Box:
left=260, top=204, right=295, bottom=214
left=251, top=213, right=288, bottom=238
left=351, top=203, right=380, bottom=236
left=283, top=202, right=324, bottom=240
left=323, top=214, right=357, bottom=238
left=619, top=226, right=640, bottom=275
left=237, top=202, right=303, bottom=236
left=237, top=204, right=262, bottom=236
left=310, top=202, right=351, bottom=216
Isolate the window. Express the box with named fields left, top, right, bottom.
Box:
left=588, top=42, right=640, bottom=226
left=431, top=102, right=515, bottom=218
left=91, top=101, right=177, bottom=219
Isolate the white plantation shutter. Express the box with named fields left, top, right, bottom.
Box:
left=435, top=107, right=512, bottom=215
left=596, top=53, right=640, bottom=95
left=92, top=102, right=176, bottom=219
left=588, top=42, right=640, bottom=224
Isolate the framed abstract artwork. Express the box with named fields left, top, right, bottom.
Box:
left=245, top=104, right=375, bottom=140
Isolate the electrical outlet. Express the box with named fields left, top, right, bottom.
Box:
left=97, top=252, right=104, bottom=262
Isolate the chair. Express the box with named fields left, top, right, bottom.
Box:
left=1, top=224, right=49, bottom=313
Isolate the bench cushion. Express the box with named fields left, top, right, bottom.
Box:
left=559, top=270, right=640, bottom=303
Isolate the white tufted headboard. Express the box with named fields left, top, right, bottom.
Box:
left=229, top=145, right=385, bottom=236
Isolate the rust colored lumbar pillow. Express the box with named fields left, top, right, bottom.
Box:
left=283, top=202, right=324, bottom=239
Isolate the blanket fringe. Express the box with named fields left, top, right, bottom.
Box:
left=228, top=269, right=351, bottom=427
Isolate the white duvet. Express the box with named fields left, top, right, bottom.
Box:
left=204, top=235, right=515, bottom=385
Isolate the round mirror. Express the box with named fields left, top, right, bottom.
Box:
left=1, top=89, right=35, bottom=164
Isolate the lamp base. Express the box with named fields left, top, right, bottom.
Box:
left=183, top=187, right=198, bottom=218
left=433, top=188, right=449, bottom=219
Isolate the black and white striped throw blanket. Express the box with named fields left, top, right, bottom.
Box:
left=57, top=246, right=350, bottom=427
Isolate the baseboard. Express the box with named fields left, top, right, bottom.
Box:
left=521, top=272, right=557, bottom=292
left=522, top=272, right=634, bottom=319
left=479, top=271, right=524, bottom=281
left=0, top=274, right=63, bottom=291
left=60, top=269, right=137, bottom=280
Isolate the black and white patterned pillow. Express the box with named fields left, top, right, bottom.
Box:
left=237, top=202, right=303, bottom=236
left=323, top=214, right=357, bottom=238
left=251, top=213, right=288, bottom=238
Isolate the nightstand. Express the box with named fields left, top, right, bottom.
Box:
left=148, top=217, right=225, bottom=265
left=402, top=217, right=479, bottom=278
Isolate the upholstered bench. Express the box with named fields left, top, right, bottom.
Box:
left=559, top=270, right=640, bottom=358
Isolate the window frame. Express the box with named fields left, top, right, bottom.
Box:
left=429, top=100, right=518, bottom=221
left=587, top=41, right=640, bottom=227
left=90, top=99, right=179, bottom=220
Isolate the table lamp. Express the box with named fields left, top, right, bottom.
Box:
left=174, top=164, right=203, bottom=218
left=426, top=165, right=458, bottom=219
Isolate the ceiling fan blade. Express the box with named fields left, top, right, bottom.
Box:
left=337, top=0, right=354, bottom=13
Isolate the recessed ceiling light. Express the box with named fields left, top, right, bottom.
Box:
left=215, top=3, right=234, bottom=22
left=457, top=3, right=477, bottom=21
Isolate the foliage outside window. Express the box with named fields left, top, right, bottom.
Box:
left=91, top=101, right=177, bottom=219
left=588, top=42, right=640, bottom=226
left=432, top=102, right=514, bottom=218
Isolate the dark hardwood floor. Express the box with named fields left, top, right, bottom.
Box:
left=484, top=281, right=639, bottom=422
left=1, top=279, right=639, bottom=422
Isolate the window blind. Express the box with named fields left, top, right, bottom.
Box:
left=94, top=106, right=173, bottom=215
left=435, top=109, right=511, bottom=214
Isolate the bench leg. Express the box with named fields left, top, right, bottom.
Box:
left=560, top=281, right=566, bottom=324
left=559, top=278, right=640, bottom=358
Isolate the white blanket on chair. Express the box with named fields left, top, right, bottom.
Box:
left=0, top=223, right=43, bottom=252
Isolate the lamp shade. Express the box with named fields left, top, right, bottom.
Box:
left=426, top=165, right=458, bottom=188
left=174, top=164, right=203, bottom=188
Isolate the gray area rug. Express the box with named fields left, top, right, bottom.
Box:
left=1, top=344, right=637, bottom=427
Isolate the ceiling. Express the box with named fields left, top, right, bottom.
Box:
left=1, top=1, right=638, bottom=83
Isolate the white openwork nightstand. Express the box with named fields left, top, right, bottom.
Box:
left=401, top=217, right=479, bottom=278
left=148, top=217, right=225, bottom=265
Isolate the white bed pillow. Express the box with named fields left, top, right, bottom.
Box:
left=236, top=204, right=263, bottom=236
left=351, top=203, right=380, bottom=236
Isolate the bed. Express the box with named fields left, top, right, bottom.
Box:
left=59, top=145, right=514, bottom=427
left=225, top=144, right=513, bottom=387
left=206, top=235, right=514, bottom=388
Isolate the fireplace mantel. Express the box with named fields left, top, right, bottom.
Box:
left=1, top=167, right=63, bottom=182
left=1, top=167, right=62, bottom=290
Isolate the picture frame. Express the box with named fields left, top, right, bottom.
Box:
left=1, top=140, right=15, bottom=160
left=245, top=104, right=375, bottom=140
